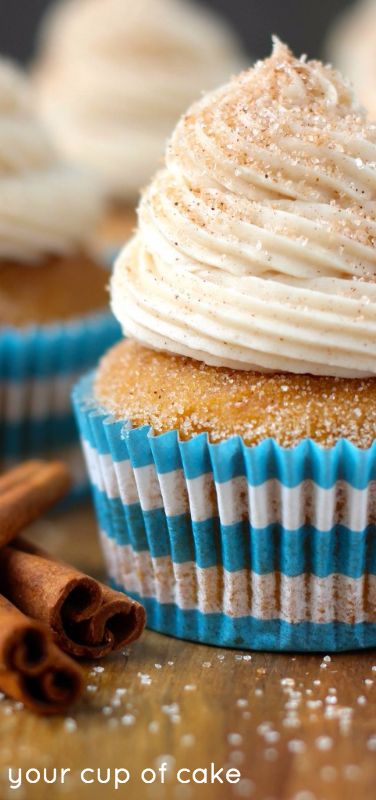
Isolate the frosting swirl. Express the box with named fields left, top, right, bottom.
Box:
left=34, top=0, right=245, bottom=201
left=112, top=41, right=376, bottom=378
left=0, top=60, right=102, bottom=264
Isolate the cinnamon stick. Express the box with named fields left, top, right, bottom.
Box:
left=0, top=542, right=146, bottom=659
left=0, top=595, right=83, bottom=715
left=0, top=461, right=71, bottom=547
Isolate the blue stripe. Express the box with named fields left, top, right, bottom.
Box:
left=73, top=375, right=376, bottom=490
left=0, top=312, right=121, bottom=461
left=0, top=415, right=78, bottom=457
left=111, top=584, right=376, bottom=652
left=0, top=313, right=120, bottom=381
left=97, top=493, right=376, bottom=578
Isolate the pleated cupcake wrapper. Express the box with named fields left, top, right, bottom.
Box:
left=0, top=312, right=120, bottom=469
left=73, top=373, right=376, bottom=652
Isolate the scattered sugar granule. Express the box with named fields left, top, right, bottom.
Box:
left=184, top=684, right=197, bottom=692
left=181, top=734, right=195, bottom=748
left=257, top=723, right=272, bottom=735
left=343, top=765, right=362, bottom=781
left=233, top=778, right=255, bottom=798
left=162, top=703, right=180, bottom=717
left=255, top=688, right=263, bottom=697
left=320, top=766, right=337, bottom=782
left=138, top=672, right=152, bottom=686
left=86, top=684, right=98, bottom=694
left=264, top=731, right=280, bottom=744
left=202, top=662, right=212, bottom=669
left=367, top=735, right=376, bottom=751
left=325, top=696, right=337, bottom=705
left=357, top=695, right=367, bottom=706
left=306, top=700, right=322, bottom=710
left=148, top=721, right=159, bottom=734
left=102, top=706, right=112, bottom=716
left=285, top=700, right=300, bottom=711
left=236, top=699, right=248, bottom=708
left=154, top=664, right=162, bottom=670
left=154, top=755, right=175, bottom=771
left=229, top=750, right=245, bottom=765
left=228, top=733, right=243, bottom=747
left=64, top=718, right=77, bottom=733
left=91, top=666, right=104, bottom=674
left=288, top=740, right=306, bottom=754
left=323, top=655, right=331, bottom=662
left=115, top=688, right=127, bottom=697
left=264, top=748, right=279, bottom=762
left=282, top=717, right=301, bottom=729
left=315, top=736, right=333, bottom=751
left=121, top=714, right=136, bottom=726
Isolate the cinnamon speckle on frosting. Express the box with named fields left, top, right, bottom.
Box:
left=112, top=40, right=376, bottom=377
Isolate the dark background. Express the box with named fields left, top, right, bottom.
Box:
left=0, top=0, right=355, bottom=64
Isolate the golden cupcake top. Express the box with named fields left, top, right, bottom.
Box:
left=96, top=339, right=376, bottom=449
left=33, top=0, right=245, bottom=202
left=112, top=40, right=376, bottom=378
left=0, top=59, right=102, bottom=265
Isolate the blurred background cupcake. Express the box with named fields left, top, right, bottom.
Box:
left=0, top=58, right=120, bottom=498
left=74, top=42, right=376, bottom=652
left=327, top=0, right=376, bottom=119
left=32, top=0, right=247, bottom=255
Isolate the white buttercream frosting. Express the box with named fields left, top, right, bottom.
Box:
left=34, top=0, right=245, bottom=201
left=0, top=60, right=102, bottom=264
left=327, top=0, right=376, bottom=121
left=112, top=41, right=376, bottom=378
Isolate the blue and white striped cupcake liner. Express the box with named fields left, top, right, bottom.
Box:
left=0, top=312, right=120, bottom=496
left=73, top=372, right=376, bottom=652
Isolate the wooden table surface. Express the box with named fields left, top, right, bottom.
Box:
left=0, top=503, right=375, bottom=800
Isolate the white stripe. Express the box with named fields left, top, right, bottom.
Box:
left=101, top=541, right=376, bottom=625
left=83, top=441, right=105, bottom=492
left=133, top=464, right=163, bottom=512
left=186, top=473, right=217, bottom=522
left=83, top=445, right=376, bottom=533
left=113, top=459, right=139, bottom=505
left=0, top=373, right=81, bottom=422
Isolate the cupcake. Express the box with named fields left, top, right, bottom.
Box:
left=327, top=0, right=376, bottom=120
left=74, top=41, right=376, bottom=651
left=0, top=59, right=120, bottom=498
left=33, top=0, right=246, bottom=255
